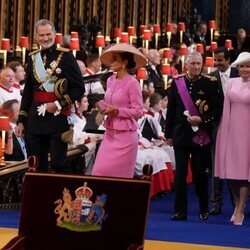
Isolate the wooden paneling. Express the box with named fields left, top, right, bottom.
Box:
left=0, top=0, right=230, bottom=61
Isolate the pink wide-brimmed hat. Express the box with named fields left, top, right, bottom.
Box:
left=231, top=52, right=250, bottom=67
left=100, top=43, right=147, bottom=69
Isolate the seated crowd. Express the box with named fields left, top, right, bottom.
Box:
left=0, top=18, right=249, bottom=226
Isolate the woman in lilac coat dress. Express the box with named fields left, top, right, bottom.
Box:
left=92, top=43, right=147, bottom=178
left=215, top=52, right=250, bottom=225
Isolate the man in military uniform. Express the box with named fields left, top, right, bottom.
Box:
left=165, top=51, right=223, bottom=221
left=16, top=19, right=85, bottom=172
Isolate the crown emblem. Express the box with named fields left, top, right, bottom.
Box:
left=54, top=182, right=108, bottom=232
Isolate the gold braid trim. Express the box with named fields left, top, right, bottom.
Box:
left=63, top=94, right=72, bottom=105
left=54, top=78, right=66, bottom=98
left=19, top=110, right=28, bottom=117
left=32, top=52, right=63, bottom=85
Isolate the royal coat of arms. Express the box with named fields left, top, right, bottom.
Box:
left=54, top=182, right=108, bottom=232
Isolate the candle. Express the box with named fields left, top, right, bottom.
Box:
left=128, top=26, right=135, bottom=44
left=1, top=38, right=10, bottom=67
left=143, top=30, right=151, bottom=40
left=153, top=25, right=160, bottom=49
left=180, top=45, right=187, bottom=73
left=143, top=30, right=151, bottom=51
left=210, top=41, right=218, bottom=52
left=178, top=22, right=185, bottom=44
left=19, top=36, right=29, bottom=48
left=95, top=35, right=105, bottom=57
left=210, top=41, right=218, bottom=57
left=162, top=64, right=170, bottom=89
left=225, top=39, right=232, bottom=49
left=71, top=32, right=79, bottom=38
left=140, top=25, right=147, bottom=35
left=180, top=45, right=187, bottom=56
left=55, top=33, right=63, bottom=47
left=121, top=32, right=129, bottom=43
left=114, top=28, right=121, bottom=44
left=19, top=36, right=30, bottom=65
left=209, top=20, right=216, bottom=42
left=162, top=63, right=171, bottom=75
left=166, top=23, right=173, bottom=33
left=209, top=20, right=216, bottom=29
left=205, top=57, right=214, bottom=73
left=153, top=24, right=160, bottom=34
left=153, top=24, right=160, bottom=49
left=166, top=23, right=173, bottom=47
left=137, top=68, right=147, bottom=89
left=128, top=26, right=135, bottom=36
left=70, top=38, right=80, bottom=57
left=163, top=48, right=171, bottom=63
left=196, top=43, right=204, bottom=54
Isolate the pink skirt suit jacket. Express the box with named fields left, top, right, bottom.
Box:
left=92, top=74, right=143, bottom=178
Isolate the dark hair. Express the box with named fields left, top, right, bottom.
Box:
left=214, top=46, right=231, bottom=60
left=120, top=52, right=136, bottom=69
left=75, top=94, right=87, bottom=103
left=142, top=91, right=150, bottom=103
left=87, top=93, right=105, bottom=112
left=150, top=93, right=162, bottom=107
left=199, top=21, right=207, bottom=27
left=86, top=53, right=99, bottom=66
left=2, top=99, right=19, bottom=115
left=7, top=61, right=22, bottom=72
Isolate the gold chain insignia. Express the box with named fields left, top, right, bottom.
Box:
left=32, top=52, right=63, bottom=85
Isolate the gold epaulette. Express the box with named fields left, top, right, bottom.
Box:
left=29, top=49, right=41, bottom=56
left=19, top=110, right=28, bottom=117
left=201, top=73, right=217, bottom=81
left=56, top=47, right=70, bottom=52
left=174, top=74, right=185, bottom=79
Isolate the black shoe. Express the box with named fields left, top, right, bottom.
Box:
left=209, top=206, right=221, bottom=215
left=199, top=212, right=209, bottom=220
left=171, top=213, right=187, bottom=221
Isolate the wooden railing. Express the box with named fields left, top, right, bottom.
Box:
left=0, top=147, right=85, bottom=210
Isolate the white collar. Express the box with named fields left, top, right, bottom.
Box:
left=220, top=67, right=231, bottom=77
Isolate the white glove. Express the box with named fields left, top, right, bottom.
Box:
left=183, top=110, right=199, bottom=132
left=54, top=100, right=62, bottom=116
left=37, top=104, right=47, bottom=116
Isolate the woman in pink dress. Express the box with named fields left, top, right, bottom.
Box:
left=92, top=43, right=147, bottom=178
left=215, top=52, right=250, bottom=225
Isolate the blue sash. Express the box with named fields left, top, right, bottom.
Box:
left=34, top=52, right=54, bottom=92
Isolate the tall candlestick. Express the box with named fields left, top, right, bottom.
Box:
left=178, top=22, right=185, bottom=43
left=0, top=131, right=6, bottom=166
left=167, top=32, right=171, bottom=47
left=98, top=47, right=102, bottom=57
left=181, top=55, right=185, bottom=73
left=209, top=20, right=216, bottom=42
left=163, top=75, right=169, bottom=89
left=22, top=48, right=26, bottom=65
left=145, top=40, right=149, bottom=52
left=128, top=26, right=135, bottom=44
left=225, top=39, right=232, bottom=50
left=163, top=48, right=171, bottom=64
left=140, top=79, right=143, bottom=90
left=153, top=24, right=160, bottom=49
left=205, top=57, right=214, bottom=74
left=166, top=23, right=173, bottom=47
left=180, top=31, right=183, bottom=44
left=155, top=33, right=159, bottom=49
left=114, top=28, right=121, bottom=44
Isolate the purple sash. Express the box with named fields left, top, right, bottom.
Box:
left=175, top=77, right=210, bottom=146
